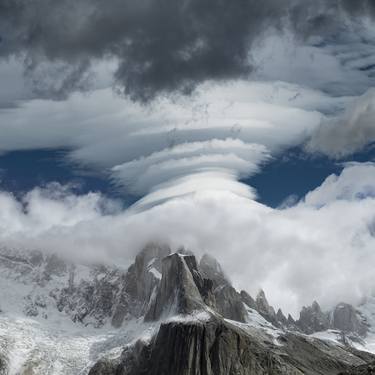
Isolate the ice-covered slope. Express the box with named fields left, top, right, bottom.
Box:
left=0, top=315, right=158, bottom=375
left=0, top=245, right=166, bottom=374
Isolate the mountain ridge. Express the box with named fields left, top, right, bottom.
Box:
left=0, top=243, right=373, bottom=374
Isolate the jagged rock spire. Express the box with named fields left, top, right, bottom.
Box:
left=240, top=290, right=257, bottom=310
left=296, top=301, right=330, bottom=334
left=198, top=253, right=247, bottom=322
left=255, top=289, right=279, bottom=326
left=199, top=253, right=229, bottom=288
left=145, top=253, right=206, bottom=321
left=287, top=314, right=296, bottom=325
left=331, top=303, right=368, bottom=336
left=276, top=308, right=288, bottom=325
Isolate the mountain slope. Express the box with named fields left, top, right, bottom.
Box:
left=0, top=244, right=374, bottom=374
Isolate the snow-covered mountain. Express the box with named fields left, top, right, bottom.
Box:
left=0, top=244, right=375, bottom=374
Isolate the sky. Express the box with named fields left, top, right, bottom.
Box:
left=1, top=0, right=375, bottom=316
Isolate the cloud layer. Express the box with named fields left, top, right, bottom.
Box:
left=1, top=0, right=375, bottom=101
left=0, top=81, right=328, bottom=200
left=0, top=0, right=283, bottom=100
left=1, top=163, right=375, bottom=316
left=2, top=0, right=375, bottom=162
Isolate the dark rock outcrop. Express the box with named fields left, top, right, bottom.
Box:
left=240, top=290, right=257, bottom=310
left=241, top=289, right=295, bottom=329
left=294, top=301, right=369, bottom=337
left=142, top=318, right=290, bottom=375
left=199, top=254, right=247, bottom=322
left=90, top=317, right=375, bottom=375
left=0, top=354, right=7, bottom=375
left=124, top=243, right=170, bottom=313
left=286, top=313, right=300, bottom=331
left=276, top=308, right=288, bottom=326
left=338, top=361, right=375, bottom=375
left=145, top=251, right=247, bottom=323
left=213, top=284, right=247, bottom=322
left=331, top=303, right=368, bottom=337
left=297, top=301, right=330, bottom=334
left=145, top=253, right=206, bottom=321
left=89, top=359, right=120, bottom=375
left=255, top=289, right=280, bottom=327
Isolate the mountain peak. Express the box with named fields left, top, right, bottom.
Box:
left=145, top=253, right=206, bottom=321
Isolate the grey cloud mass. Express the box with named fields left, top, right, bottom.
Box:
left=0, top=0, right=283, bottom=100
left=1, top=0, right=374, bottom=101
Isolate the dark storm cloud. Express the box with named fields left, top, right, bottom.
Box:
left=0, top=0, right=373, bottom=101
left=289, top=0, right=375, bottom=40
left=341, top=0, right=375, bottom=17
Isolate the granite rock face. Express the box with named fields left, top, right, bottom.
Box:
left=297, top=301, right=331, bottom=334
left=144, top=252, right=247, bottom=322
left=136, top=318, right=294, bottom=375
left=240, top=290, right=257, bottom=309
left=89, top=359, right=120, bottom=375
left=123, top=243, right=170, bottom=317
left=338, top=361, right=375, bottom=375
left=331, top=303, right=368, bottom=336
left=199, top=254, right=247, bottom=322
left=213, top=284, right=247, bottom=322
left=145, top=253, right=206, bottom=320
left=195, top=254, right=247, bottom=322
left=276, top=308, right=288, bottom=325
left=90, top=316, right=375, bottom=375
left=255, top=289, right=280, bottom=327
left=292, top=301, right=368, bottom=337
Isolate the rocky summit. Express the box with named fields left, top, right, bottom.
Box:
left=0, top=244, right=374, bottom=374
